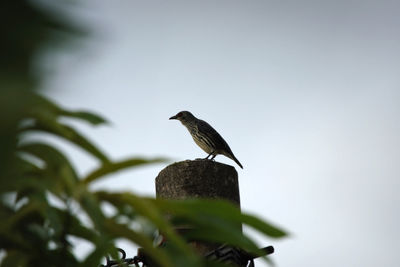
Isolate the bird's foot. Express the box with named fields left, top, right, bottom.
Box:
left=195, top=158, right=215, bottom=162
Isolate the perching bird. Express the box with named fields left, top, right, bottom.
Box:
left=169, top=111, right=243, bottom=169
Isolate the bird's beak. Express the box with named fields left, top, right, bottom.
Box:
left=169, top=115, right=177, bottom=120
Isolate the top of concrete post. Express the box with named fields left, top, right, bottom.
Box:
left=155, top=159, right=240, bottom=207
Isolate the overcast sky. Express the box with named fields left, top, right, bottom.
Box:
left=40, top=1, right=400, bottom=266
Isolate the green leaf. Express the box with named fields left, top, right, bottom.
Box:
left=21, top=122, right=109, bottom=163
left=78, top=190, right=106, bottom=230
left=18, top=143, right=79, bottom=196
left=83, top=157, right=167, bottom=184
left=154, top=200, right=262, bottom=255
left=148, top=198, right=287, bottom=263
left=0, top=156, right=41, bottom=194
left=60, top=110, right=108, bottom=125
left=95, top=191, right=200, bottom=265
left=155, top=199, right=287, bottom=239
left=0, top=203, right=31, bottom=251
left=27, top=92, right=63, bottom=116
left=0, top=250, right=29, bottom=267
left=183, top=226, right=260, bottom=254
left=27, top=93, right=107, bottom=125
left=241, top=213, right=287, bottom=238
left=3, top=199, right=44, bottom=229
left=55, top=208, right=99, bottom=243
left=103, top=220, right=174, bottom=267
left=80, top=240, right=116, bottom=267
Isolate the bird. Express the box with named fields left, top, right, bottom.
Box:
left=169, top=111, right=243, bottom=169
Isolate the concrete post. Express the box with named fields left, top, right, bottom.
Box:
left=155, top=159, right=241, bottom=254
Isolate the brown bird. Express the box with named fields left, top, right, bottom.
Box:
left=169, top=111, right=243, bottom=169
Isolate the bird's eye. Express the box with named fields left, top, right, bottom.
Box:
left=177, top=112, right=183, bottom=117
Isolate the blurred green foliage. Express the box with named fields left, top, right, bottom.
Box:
left=0, top=1, right=287, bottom=266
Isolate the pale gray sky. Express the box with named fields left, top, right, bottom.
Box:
left=40, top=1, right=400, bottom=266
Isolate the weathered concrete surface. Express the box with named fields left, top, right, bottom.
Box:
left=156, top=159, right=240, bottom=207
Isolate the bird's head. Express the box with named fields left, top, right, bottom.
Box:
left=169, top=111, right=196, bottom=124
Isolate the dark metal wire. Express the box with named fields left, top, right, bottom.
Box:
left=204, top=244, right=274, bottom=267
left=101, top=245, right=273, bottom=267
left=100, top=248, right=143, bottom=267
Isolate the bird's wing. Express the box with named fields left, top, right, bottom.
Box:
left=197, top=119, right=233, bottom=153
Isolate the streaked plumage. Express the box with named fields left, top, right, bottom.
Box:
left=169, top=111, right=243, bottom=169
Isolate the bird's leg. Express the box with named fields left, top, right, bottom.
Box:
left=196, top=153, right=212, bottom=160
left=204, top=153, right=213, bottom=160
left=210, top=154, right=217, bottom=161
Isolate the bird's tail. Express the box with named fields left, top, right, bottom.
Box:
left=226, top=153, right=243, bottom=169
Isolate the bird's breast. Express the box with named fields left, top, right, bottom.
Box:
left=186, top=125, right=213, bottom=154
left=193, top=136, right=214, bottom=153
